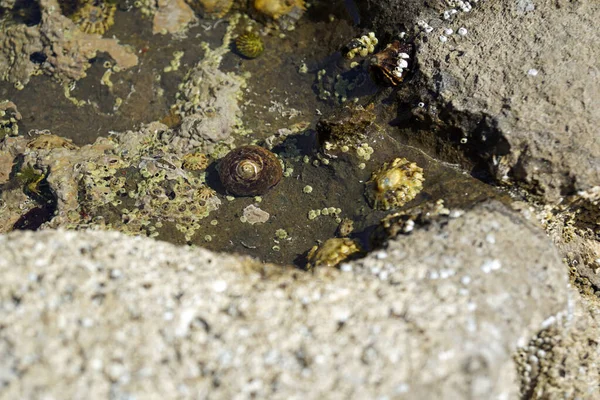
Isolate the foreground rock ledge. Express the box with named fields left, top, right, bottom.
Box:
left=0, top=202, right=570, bottom=398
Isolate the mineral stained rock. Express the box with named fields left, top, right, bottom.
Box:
left=0, top=201, right=574, bottom=398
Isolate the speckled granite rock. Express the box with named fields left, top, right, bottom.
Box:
left=0, top=201, right=573, bottom=398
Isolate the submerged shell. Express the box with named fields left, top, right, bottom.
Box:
left=70, top=1, right=116, bottom=35
left=218, top=145, right=282, bottom=196
left=253, top=0, right=305, bottom=20
left=235, top=32, right=265, bottom=59
left=306, top=238, right=361, bottom=269
left=365, top=157, right=424, bottom=210
left=191, top=0, right=233, bottom=18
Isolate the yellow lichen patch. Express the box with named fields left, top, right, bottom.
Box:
left=71, top=1, right=116, bottom=35
left=365, top=157, right=424, bottom=211
left=189, top=0, right=233, bottom=18
left=253, top=0, right=305, bottom=20
left=26, top=134, right=79, bottom=150
left=182, top=152, right=209, bottom=170
left=307, top=238, right=361, bottom=270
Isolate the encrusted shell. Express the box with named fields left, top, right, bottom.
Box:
left=365, top=157, right=424, bottom=210
left=235, top=32, right=264, bottom=59
left=27, top=134, right=78, bottom=150
left=369, top=41, right=414, bottom=86
left=218, top=145, right=282, bottom=196
left=253, top=0, right=305, bottom=20
left=190, top=0, right=233, bottom=18
left=306, top=238, right=361, bottom=269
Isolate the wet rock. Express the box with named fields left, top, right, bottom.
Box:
left=152, top=0, right=196, bottom=35
left=353, top=0, right=441, bottom=37
left=0, top=201, right=573, bottom=398
left=408, top=0, right=600, bottom=201
left=0, top=0, right=137, bottom=87
left=167, top=14, right=245, bottom=155
left=243, top=204, right=270, bottom=224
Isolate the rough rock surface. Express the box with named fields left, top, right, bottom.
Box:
left=515, top=293, right=600, bottom=399
left=0, top=0, right=138, bottom=86
left=152, top=0, right=196, bottom=35
left=406, top=0, right=600, bottom=201
left=0, top=201, right=572, bottom=398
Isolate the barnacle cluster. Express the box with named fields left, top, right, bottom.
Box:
left=70, top=0, right=116, bottom=35
left=133, top=0, right=158, bottom=17
left=182, top=151, right=209, bottom=170
left=369, top=41, right=413, bottom=86
left=0, top=100, right=21, bottom=139
left=76, top=137, right=221, bottom=242
left=168, top=14, right=247, bottom=155
left=365, top=157, right=424, bottom=211
left=235, top=32, right=264, bottom=59
left=307, top=237, right=361, bottom=269
left=344, top=32, right=378, bottom=59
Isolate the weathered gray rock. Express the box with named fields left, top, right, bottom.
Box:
left=0, top=201, right=572, bottom=398
left=408, top=0, right=600, bottom=201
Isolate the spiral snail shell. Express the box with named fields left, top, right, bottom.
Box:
left=218, top=145, right=283, bottom=196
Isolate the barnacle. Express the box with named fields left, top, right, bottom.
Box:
left=306, top=238, right=361, bottom=270
left=70, top=0, right=116, bottom=35
left=235, top=32, right=264, bottom=59
left=218, top=145, right=282, bottom=196
left=196, top=185, right=217, bottom=201
left=182, top=152, right=209, bottom=170
left=365, top=158, right=424, bottom=211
